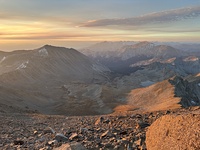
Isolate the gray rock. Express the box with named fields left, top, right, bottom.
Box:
left=44, top=127, right=56, bottom=134
left=80, top=128, right=88, bottom=133
left=138, top=122, right=150, bottom=129
left=55, top=133, right=68, bottom=142
left=38, top=137, right=46, bottom=143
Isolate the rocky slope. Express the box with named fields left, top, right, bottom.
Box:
left=114, top=79, right=181, bottom=114
left=170, top=75, right=200, bottom=107
left=0, top=107, right=199, bottom=149
left=115, top=74, right=200, bottom=114
left=0, top=45, right=109, bottom=84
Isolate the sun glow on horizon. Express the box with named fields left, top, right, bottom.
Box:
left=0, top=0, right=200, bottom=50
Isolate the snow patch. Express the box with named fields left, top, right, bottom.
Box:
left=39, top=48, right=48, bottom=57
left=0, top=56, right=6, bottom=63
left=191, top=100, right=196, bottom=105
left=17, top=60, right=29, bottom=70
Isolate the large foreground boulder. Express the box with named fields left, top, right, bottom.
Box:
left=146, top=113, right=200, bottom=150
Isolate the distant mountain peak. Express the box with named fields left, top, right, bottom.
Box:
left=41, top=44, right=72, bottom=50
left=42, top=44, right=62, bottom=49
left=155, top=45, right=176, bottom=50
left=122, top=41, right=154, bottom=50
left=134, top=41, right=154, bottom=47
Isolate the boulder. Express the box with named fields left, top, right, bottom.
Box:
left=55, top=133, right=68, bottom=142
left=146, top=114, right=200, bottom=150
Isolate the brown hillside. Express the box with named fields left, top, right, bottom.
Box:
left=114, top=79, right=181, bottom=113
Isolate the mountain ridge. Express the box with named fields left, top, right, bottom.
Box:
left=0, top=45, right=112, bottom=115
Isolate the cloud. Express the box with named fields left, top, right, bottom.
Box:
left=81, top=6, right=200, bottom=27
left=145, top=29, right=200, bottom=33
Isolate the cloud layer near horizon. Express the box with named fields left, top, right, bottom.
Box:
left=82, top=6, right=200, bottom=27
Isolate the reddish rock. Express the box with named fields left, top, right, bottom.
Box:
left=146, top=114, right=200, bottom=150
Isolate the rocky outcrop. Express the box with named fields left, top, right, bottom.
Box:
left=146, top=112, right=200, bottom=150
left=169, top=76, right=200, bottom=107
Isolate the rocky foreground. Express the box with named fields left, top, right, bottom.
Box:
left=0, top=107, right=199, bottom=150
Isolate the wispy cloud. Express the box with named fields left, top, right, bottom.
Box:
left=145, top=29, right=200, bottom=33
left=0, top=11, right=73, bottom=26
left=81, top=6, right=200, bottom=27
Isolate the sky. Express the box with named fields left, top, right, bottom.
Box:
left=0, top=0, right=200, bottom=51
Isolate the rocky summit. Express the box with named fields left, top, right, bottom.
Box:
left=1, top=0, right=200, bottom=148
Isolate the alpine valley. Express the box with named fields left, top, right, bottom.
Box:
left=1, top=41, right=200, bottom=149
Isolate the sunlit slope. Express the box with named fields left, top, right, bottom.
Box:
left=115, top=74, right=200, bottom=113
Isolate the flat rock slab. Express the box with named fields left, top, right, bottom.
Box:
left=146, top=113, right=200, bottom=150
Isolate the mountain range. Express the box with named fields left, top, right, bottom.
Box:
left=80, top=41, right=200, bottom=75
left=0, top=41, right=200, bottom=116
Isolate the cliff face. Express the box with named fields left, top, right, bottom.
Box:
left=169, top=75, right=200, bottom=107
